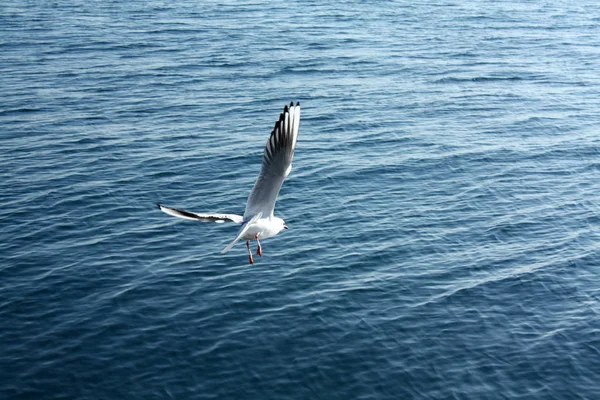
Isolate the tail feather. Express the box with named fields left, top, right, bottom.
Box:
left=221, top=212, right=263, bottom=254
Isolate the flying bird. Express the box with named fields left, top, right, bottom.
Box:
left=157, top=102, right=300, bottom=264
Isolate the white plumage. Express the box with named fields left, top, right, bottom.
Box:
left=157, top=102, right=300, bottom=264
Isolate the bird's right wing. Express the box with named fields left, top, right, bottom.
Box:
left=157, top=204, right=243, bottom=224
left=243, top=102, right=300, bottom=219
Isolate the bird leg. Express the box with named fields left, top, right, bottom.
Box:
left=246, top=240, right=254, bottom=265
left=255, top=234, right=263, bottom=257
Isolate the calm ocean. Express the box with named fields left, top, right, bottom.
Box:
left=1, top=1, right=599, bottom=399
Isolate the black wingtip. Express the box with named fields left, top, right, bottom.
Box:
left=284, top=105, right=289, bottom=113
left=290, top=101, right=294, bottom=107
left=296, top=101, right=300, bottom=106
left=156, top=203, right=162, bottom=209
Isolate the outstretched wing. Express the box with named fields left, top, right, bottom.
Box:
left=157, top=204, right=243, bottom=224
left=244, top=102, right=300, bottom=219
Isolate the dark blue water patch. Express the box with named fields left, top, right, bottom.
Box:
left=2, top=0, right=600, bottom=399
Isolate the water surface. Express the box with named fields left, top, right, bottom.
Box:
left=2, top=1, right=600, bottom=399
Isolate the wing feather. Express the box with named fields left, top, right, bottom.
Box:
left=244, top=102, right=300, bottom=219
left=157, top=204, right=243, bottom=224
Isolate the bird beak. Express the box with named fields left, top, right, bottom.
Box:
left=283, top=225, right=288, bottom=229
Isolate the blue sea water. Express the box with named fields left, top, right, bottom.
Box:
left=2, top=0, right=600, bottom=398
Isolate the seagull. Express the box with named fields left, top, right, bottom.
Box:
left=157, top=102, right=300, bottom=264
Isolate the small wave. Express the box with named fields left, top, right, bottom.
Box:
left=433, top=76, right=524, bottom=84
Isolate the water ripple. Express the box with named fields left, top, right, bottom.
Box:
left=2, top=0, right=600, bottom=399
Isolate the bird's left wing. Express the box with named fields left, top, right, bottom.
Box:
left=243, top=102, right=300, bottom=219
left=157, top=204, right=243, bottom=224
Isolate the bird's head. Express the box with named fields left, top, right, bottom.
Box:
left=276, top=217, right=288, bottom=232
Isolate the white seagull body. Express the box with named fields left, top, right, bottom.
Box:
left=157, top=102, right=301, bottom=264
